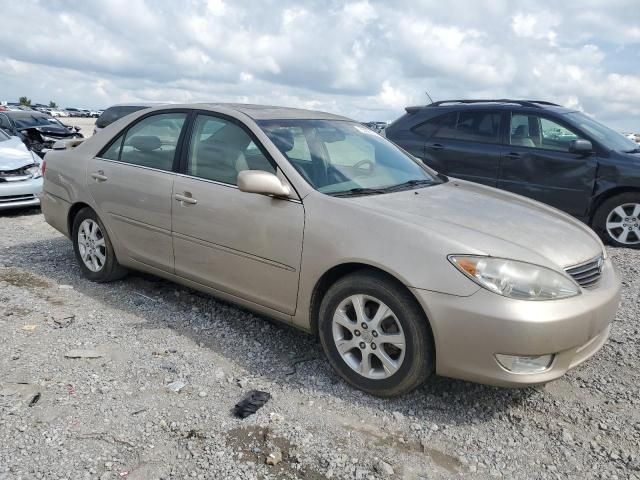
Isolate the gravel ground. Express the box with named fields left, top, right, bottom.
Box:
left=62, top=117, right=96, bottom=138
left=0, top=210, right=638, bottom=480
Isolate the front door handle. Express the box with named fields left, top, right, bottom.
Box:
left=174, top=192, right=198, bottom=205
left=91, top=170, right=108, bottom=182
left=505, top=152, right=521, bottom=159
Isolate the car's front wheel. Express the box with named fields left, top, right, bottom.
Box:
left=318, top=271, right=434, bottom=397
left=593, top=193, right=640, bottom=249
left=72, top=207, right=127, bottom=282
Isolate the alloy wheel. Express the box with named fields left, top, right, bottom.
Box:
left=332, top=294, right=406, bottom=379
left=606, top=203, right=640, bottom=246
left=77, top=219, right=107, bottom=272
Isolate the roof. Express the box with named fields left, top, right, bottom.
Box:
left=405, top=99, right=574, bottom=114
left=195, top=103, right=351, bottom=121
left=106, top=102, right=168, bottom=108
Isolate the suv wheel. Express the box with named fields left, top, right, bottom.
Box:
left=318, top=271, right=434, bottom=397
left=72, top=208, right=127, bottom=282
left=593, top=193, right=640, bottom=248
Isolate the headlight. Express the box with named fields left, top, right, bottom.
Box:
left=26, top=164, right=42, bottom=178
left=449, top=255, right=580, bottom=300
left=40, top=135, right=58, bottom=143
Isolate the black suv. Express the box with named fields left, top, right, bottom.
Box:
left=385, top=99, right=640, bottom=248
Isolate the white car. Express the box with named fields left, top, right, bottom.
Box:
left=0, top=130, right=42, bottom=209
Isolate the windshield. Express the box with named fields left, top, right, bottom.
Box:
left=13, top=114, right=65, bottom=129
left=564, top=111, right=638, bottom=152
left=259, top=119, right=440, bottom=195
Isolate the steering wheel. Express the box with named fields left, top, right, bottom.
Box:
left=352, top=159, right=375, bottom=176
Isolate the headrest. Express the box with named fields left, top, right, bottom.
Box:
left=513, top=125, right=527, bottom=137
left=128, top=135, right=161, bottom=152
left=270, top=129, right=294, bottom=153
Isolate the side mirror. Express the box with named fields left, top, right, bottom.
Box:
left=237, top=170, right=291, bottom=197
left=569, top=139, right=593, bottom=154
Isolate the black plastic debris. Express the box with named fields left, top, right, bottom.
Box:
left=233, top=390, right=271, bottom=418
left=28, top=392, right=41, bottom=407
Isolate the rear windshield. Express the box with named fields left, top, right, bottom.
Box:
left=96, top=106, right=149, bottom=128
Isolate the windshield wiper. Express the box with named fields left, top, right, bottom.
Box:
left=331, top=187, right=388, bottom=197
left=625, top=148, right=640, bottom=154
left=381, top=179, right=436, bottom=192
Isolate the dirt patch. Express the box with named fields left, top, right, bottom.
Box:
left=225, top=425, right=326, bottom=479
left=0, top=267, right=52, bottom=290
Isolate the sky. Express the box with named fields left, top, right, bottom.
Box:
left=1, top=0, right=639, bottom=130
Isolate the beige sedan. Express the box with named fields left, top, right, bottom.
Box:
left=41, top=104, right=621, bottom=396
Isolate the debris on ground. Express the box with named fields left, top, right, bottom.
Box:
left=233, top=390, right=271, bottom=418
left=166, top=380, right=187, bottom=393
left=52, top=313, right=75, bottom=328
left=265, top=448, right=283, bottom=466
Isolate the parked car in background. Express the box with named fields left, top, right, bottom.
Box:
left=625, top=132, right=640, bottom=144
left=93, top=103, right=163, bottom=135
left=0, top=129, right=42, bottom=210
left=65, top=107, right=83, bottom=117
left=386, top=99, right=640, bottom=248
left=42, top=103, right=620, bottom=396
left=362, top=121, right=388, bottom=133
left=0, top=111, right=83, bottom=158
left=49, top=109, right=69, bottom=117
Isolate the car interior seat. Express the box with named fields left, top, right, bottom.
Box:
left=511, top=125, right=536, bottom=148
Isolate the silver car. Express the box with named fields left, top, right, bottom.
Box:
left=41, top=104, right=621, bottom=397
left=0, top=130, right=42, bottom=210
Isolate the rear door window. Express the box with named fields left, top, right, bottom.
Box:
left=413, top=110, right=501, bottom=144
left=412, top=112, right=457, bottom=140
left=454, top=111, right=501, bottom=144
left=101, top=113, right=186, bottom=170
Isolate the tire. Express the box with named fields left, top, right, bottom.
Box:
left=592, top=193, right=640, bottom=249
left=318, top=270, right=434, bottom=397
left=71, top=207, right=127, bottom=282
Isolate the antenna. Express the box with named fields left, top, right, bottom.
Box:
left=425, top=90, right=434, bottom=104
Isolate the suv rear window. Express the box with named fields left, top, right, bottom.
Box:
left=96, top=106, right=149, bottom=128
left=413, top=110, right=502, bottom=144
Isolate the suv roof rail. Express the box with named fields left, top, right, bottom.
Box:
left=425, top=99, right=561, bottom=108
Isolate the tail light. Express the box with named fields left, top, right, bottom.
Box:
left=41, top=159, right=46, bottom=176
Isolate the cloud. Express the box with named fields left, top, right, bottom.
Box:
left=0, top=0, right=638, bottom=129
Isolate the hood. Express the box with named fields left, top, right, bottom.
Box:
left=19, top=125, right=77, bottom=138
left=350, top=180, right=603, bottom=269
left=0, top=137, right=37, bottom=170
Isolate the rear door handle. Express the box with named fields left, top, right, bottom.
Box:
left=174, top=192, right=198, bottom=205
left=91, top=170, right=108, bottom=182
left=505, top=152, right=521, bottom=159
left=428, top=143, right=445, bottom=151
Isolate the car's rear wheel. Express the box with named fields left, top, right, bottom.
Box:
left=318, top=271, right=434, bottom=397
left=593, top=193, right=640, bottom=248
left=72, top=207, right=127, bottom=282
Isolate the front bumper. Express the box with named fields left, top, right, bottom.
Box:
left=0, top=177, right=43, bottom=210
left=411, top=258, right=621, bottom=387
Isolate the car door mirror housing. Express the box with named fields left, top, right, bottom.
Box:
left=237, top=170, right=291, bottom=198
left=569, top=139, right=593, bottom=154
